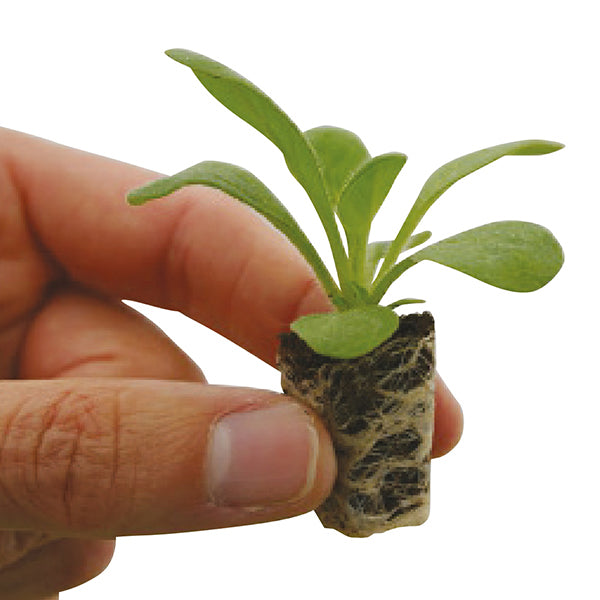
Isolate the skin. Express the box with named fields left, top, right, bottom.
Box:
left=0, top=128, right=462, bottom=598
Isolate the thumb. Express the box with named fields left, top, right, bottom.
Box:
left=0, top=379, right=336, bottom=537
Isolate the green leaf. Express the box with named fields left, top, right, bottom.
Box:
left=377, top=139, right=564, bottom=281
left=304, top=126, right=371, bottom=204
left=413, top=221, right=564, bottom=291
left=401, top=230, right=432, bottom=253
left=165, top=49, right=351, bottom=294
left=416, top=141, right=564, bottom=217
left=365, top=232, right=431, bottom=284
left=166, top=50, right=320, bottom=201
left=127, top=161, right=342, bottom=304
left=365, top=240, right=392, bottom=283
left=291, top=306, right=399, bottom=359
left=372, top=221, right=564, bottom=302
left=387, top=298, right=425, bottom=309
left=338, top=152, right=407, bottom=234
left=337, top=153, right=407, bottom=283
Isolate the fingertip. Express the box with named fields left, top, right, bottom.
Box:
left=0, top=379, right=335, bottom=537
left=432, top=375, right=464, bottom=458
left=205, top=398, right=336, bottom=511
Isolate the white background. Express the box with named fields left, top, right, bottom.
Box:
left=2, top=1, right=598, bottom=598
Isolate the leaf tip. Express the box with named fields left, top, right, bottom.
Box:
left=126, top=190, right=147, bottom=206
left=515, top=140, right=565, bottom=155
left=539, top=140, right=565, bottom=154
left=165, top=48, right=196, bottom=65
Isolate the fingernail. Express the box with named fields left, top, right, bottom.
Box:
left=207, top=401, right=319, bottom=508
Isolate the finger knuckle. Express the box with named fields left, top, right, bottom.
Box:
left=0, top=385, right=125, bottom=531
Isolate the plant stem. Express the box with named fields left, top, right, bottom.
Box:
left=323, top=211, right=353, bottom=299
left=374, top=210, right=420, bottom=291
left=370, top=254, right=417, bottom=304
left=306, top=167, right=354, bottom=305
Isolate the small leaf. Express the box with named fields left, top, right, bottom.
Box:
left=165, top=49, right=321, bottom=203
left=387, top=298, right=425, bottom=309
left=372, top=221, right=564, bottom=301
left=127, top=161, right=342, bottom=303
left=338, top=153, right=407, bottom=283
left=291, top=306, right=399, bottom=359
left=165, top=49, right=350, bottom=289
left=365, top=231, right=431, bottom=283
left=304, top=126, right=371, bottom=203
left=366, top=240, right=392, bottom=282
left=401, top=230, right=432, bottom=253
left=338, top=152, right=407, bottom=235
left=378, top=139, right=564, bottom=279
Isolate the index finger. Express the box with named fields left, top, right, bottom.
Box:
left=2, top=128, right=331, bottom=365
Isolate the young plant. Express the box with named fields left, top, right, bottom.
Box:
left=129, top=49, right=563, bottom=360
left=128, top=49, right=564, bottom=536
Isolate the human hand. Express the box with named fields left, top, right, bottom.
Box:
left=0, top=128, right=463, bottom=598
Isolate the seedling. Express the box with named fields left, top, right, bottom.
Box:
left=129, top=49, right=563, bottom=359
left=128, top=49, right=564, bottom=536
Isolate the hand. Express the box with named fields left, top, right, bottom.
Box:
left=0, top=128, right=463, bottom=598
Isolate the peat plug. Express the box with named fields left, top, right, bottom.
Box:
left=279, top=312, right=434, bottom=537
left=128, top=48, right=564, bottom=537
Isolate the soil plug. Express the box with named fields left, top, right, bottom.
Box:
left=128, top=49, right=564, bottom=537
left=279, top=311, right=434, bottom=536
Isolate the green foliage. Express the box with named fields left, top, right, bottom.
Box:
left=128, top=160, right=341, bottom=304
left=128, top=49, right=565, bottom=359
left=338, top=152, right=407, bottom=285
left=377, top=139, right=565, bottom=279
left=371, top=221, right=564, bottom=303
left=162, top=49, right=352, bottom=300
left=304, top=126, right=371, bottom=203
left=291, top=306, right=399, bottom=359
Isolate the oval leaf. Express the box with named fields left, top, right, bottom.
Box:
left=411, top=221, right=564, bottom=292
left=127, top=161, right=342, bottom=304
left=165, top=50, right=322, bottom=201
left=338, top=152, right=407, bottom=282
left=379, top=139, right=564, bottom=278
left=291, top=306, right=399, bottom=359
left=165, top=49, right=348, bottom=288
left=365, top=232, right=432, bottom=283
left=338, top=152, right=407, bottom=235
left=304, top=126, right=371, bottom=203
